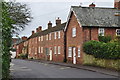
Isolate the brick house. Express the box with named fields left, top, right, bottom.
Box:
left=16, top=36, right=27, bottom=58
left=64, top=2, right=120, bottom=64
left=28, top=18, right=66, bottom=62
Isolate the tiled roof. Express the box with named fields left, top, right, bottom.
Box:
left=71, top=6, right=120, bottom=27
left=28, top=22, right=66, bottom=39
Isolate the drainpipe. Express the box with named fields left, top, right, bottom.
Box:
left=64, top=30, right=67, bottom=63
left=89, top=28, right=92, bottom=40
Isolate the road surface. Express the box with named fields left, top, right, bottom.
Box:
left=10, top=59, right=117, bottom=79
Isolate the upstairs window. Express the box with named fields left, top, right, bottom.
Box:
left=46, top=34, right=48, bottom=40
left=49, top=33, right=51, bottom=40
left=54, top=32, right=56, bottom=39
left=98, top=28, right=104, bottom=36
left=58, top=31, right=60, bottom=39
left=38, top=37, right=41, bottom=41
left=41, top=36, right=43, bottom=41
left=72, top=27, right=76, bottom=37
left=116, top=29, right=120, bottom=36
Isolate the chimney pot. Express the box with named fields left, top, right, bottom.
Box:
left=32, top=30, right=35, bottom=35
left=114, top=0, right=120, bottom=9
left=89, top=3, right=96, bottom=7
left=21, top=36, right=27, bottom=40
left=36, top=28, right=39, bottom=33
left=38, top=26, right=42, bottom=31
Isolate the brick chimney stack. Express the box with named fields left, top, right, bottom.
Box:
left=89, top=3, right=96, bottom=7
left=21, top=36, right=27, bottom=41
left=48, top=21, right=52, bottom=29
left=114, top=0, right=120, bottom=9
left=36, top=28, right=39, bottom=33
left=38, top=26, right=42, bottom=32
left=56, top=17, right=61, bottom=26
left=32, top=30, right=35, bottom=35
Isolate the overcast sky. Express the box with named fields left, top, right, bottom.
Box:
left=13, top=0, right=114, bottom=38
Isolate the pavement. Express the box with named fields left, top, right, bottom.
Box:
left=25, top=59, right=120, bottom=77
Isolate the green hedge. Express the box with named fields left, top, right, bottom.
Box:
left=19, top=53, right=28, bottom=59
left=83, top=40, right=120, bottom=59
left=98, top=35, right=112, bottom=43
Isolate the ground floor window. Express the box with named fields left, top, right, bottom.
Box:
left=78, top=47, right=81, bottom=57
left=68, top=47, right=72, bottom=57
left=58, top=46, right=60, bottom=54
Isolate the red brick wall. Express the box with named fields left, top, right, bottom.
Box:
left=16, top=42, right=24, bottom=58
left=66, top=12, right=84, bottom=64
left=38, top=30, right=65, bottom=62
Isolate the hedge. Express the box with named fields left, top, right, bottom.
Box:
left=83, top=40, right=120, bottom=59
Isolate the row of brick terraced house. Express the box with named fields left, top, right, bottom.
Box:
left=15, top=1, right=120, bottom=64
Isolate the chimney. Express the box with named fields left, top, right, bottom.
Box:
left=114, top=0, right=120, bottom=9
left=48, top=21, right=52, bottom=29
left=36, top=28, right=39, bottom=33
left=56, top=17, right=61, bottom=26
left=38, top=26, right=42, bottom=32
left=21, top=36, right=27, bottom=41
left=32, top=30, right=35, bottom=35
left=89, top=3, right=96, bottom=7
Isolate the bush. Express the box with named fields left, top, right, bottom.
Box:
left=98, top=35, right=112, bottom=43
left=83, top=40, right=120, bottom=60
left=19, top=53, right=28, bottom=59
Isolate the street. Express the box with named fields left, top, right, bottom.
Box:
left=10, top=59, right=117, bottom=78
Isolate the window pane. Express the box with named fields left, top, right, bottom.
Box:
left=58, top=31, right=60, bottom=39
left=68, top=47, right=72, bottom=57
left=116, top=29, right=120, bottom=36
left=58, top=46, right=60, bottom=54
left=98, top=28, right=104, bottom=36
left=78, top=47, right=80, bottom=57
left=72, top=28, right=76, bottom=37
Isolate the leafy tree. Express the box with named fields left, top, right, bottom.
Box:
left=2, top=1, right=32, bottom=79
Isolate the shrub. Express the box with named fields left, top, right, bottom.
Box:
left=83, top=40, right=120, bottom=60
left=19, top=53, right=28, bottom=59
left=98, top=35, right=112, bottom=43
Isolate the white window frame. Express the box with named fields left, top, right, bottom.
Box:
left=41, top=47, right=43, bottom=53
left=36, top=37, right=37, bottom=43
left=68, top=47, right=72, bottom=57
left=49, top=33, right=51, bottom=40
left=72, top=27, right=76, bottom=37
left=116, top=29, right=120, bottom=36
left=38, top=47, right=41, bottom=53
left=39, top=36, right=41, bottom=41
left=58, top=46, right=60, bottom=54
left=54, top=46, right=56, bottom=54
left=35, top=48, right=37, bottom=54
left=98, top=28, right=104, bottom=36
left=54, top=32, right=56, bottom=39
left=41, top=36, right=43, bottom=41
left=46, top=34, right=48, bottom=40
left=58, top=31, right=60, bottom=39
left=78, top=47, right=81, bottom=57
left=29, top=48, right=31, bottom=54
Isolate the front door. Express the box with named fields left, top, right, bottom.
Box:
left=50, top=50, right=52, bottom=61
left=73, top=47, right=76, bottom=64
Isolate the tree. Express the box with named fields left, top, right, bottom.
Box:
left=2, top=1, right=32, bottom=79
